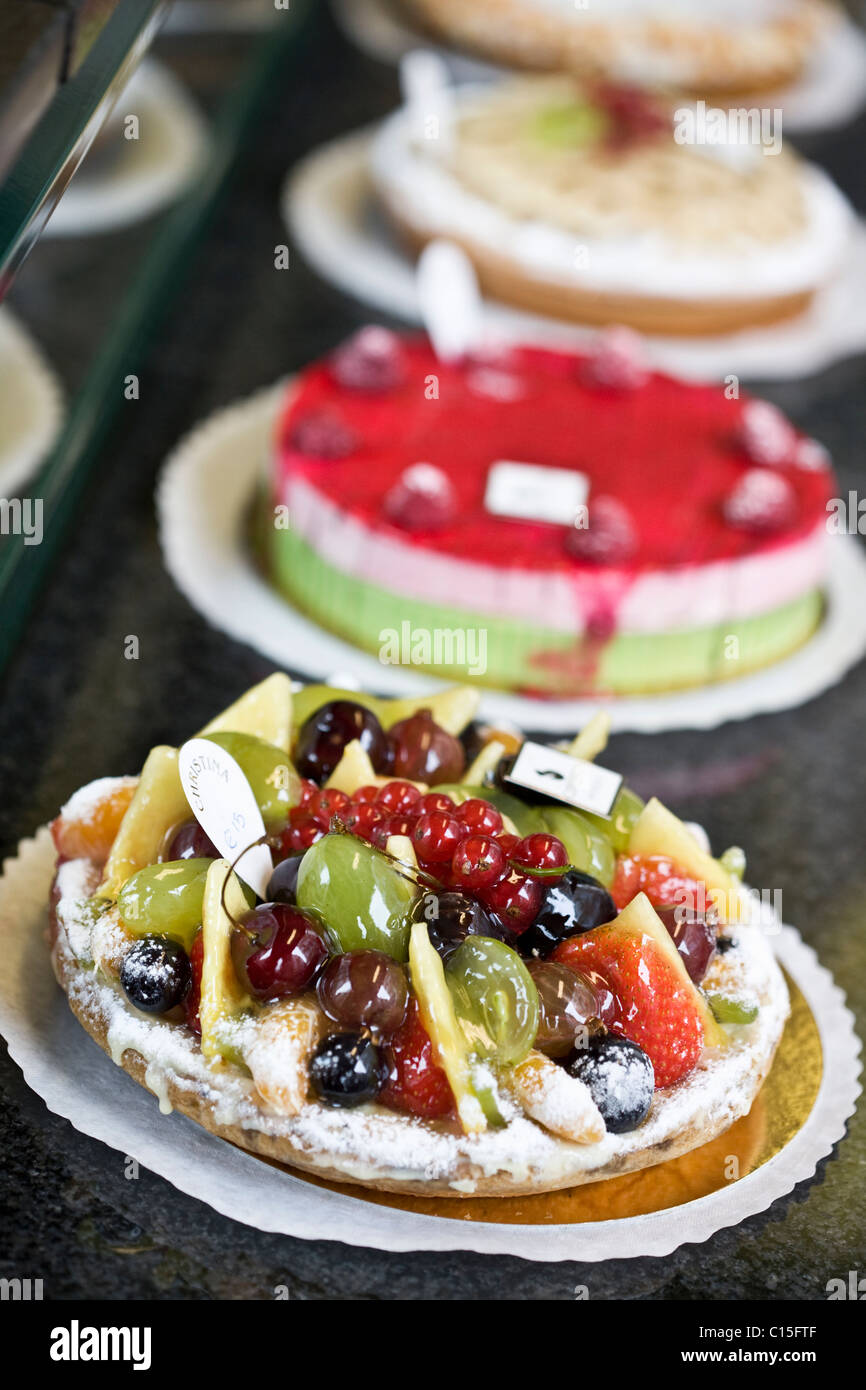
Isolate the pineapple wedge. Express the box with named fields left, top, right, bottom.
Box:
left=200, top=672, right=293, bottom=753
left=200, top=859, right=253, bottom=1065
left=628, top=797, right=744, bottom=925
left=463, top=739, right=506, bottom=788
left=566, top=711, right=611, bottom=763
left=408, top=920, right=487, bottom=1135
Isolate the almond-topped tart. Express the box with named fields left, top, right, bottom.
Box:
left=398, top=0, right=839, bottom=98
left=267, top=325, right=834, bottom=698
left=48, top=675, right=789, bottom=1197
left=371, top=74, right=852, bottom=335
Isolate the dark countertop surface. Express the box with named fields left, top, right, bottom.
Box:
left=0, top=5, right=864, bottom=1300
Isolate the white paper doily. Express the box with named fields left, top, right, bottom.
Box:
left=283, top=127, right=866, bottom=384
left=0, top=309, right=64, bottom=498
left=332, top=0, right=866, bottom=133
left=156, top=381, right=866, bottom=736
left=44, top=61, right=208, bottom=239
left=0, top=827, right=859, bottom=1261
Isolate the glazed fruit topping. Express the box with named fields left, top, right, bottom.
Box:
left=167, top=819, right=219, bottom=861
left=452, top=834, right=506, bottom=891
left=446, top=937, right=539, bottom=1067
left=265, top=854, right=303, bottom=905
left=654, top=904, right=717, bottom=985
left=412, top=890, right=510, bottom=962
left=565, top=1033, right=654, bottom=1134
left=330, top=326, right=405, bottom=392
left=288, top=409, right=356, bottom=459
left=527, top=959, right=600, bottom=1058
left=590, top=81, right=671, bottom=148
left=722, top=468, right=797, bottom=534
left=376, top=779, right=422, bottom=814
left=583, top=325, right=648, bottom=390
left=235, top=904, right=329, bottom=1000
left=456, top=797, right=503, bottom=835
left=739, top=399, right=797, bottom=467
left=412, top=810, right=464, bottom=864
left=51, top=779, right=137, bottom=865
left=565, top=495, right=637, bottom=564
left=553, top=907, right=706, bottom=1088
left=317, top=949, right=408, bottom=1035
left=184, top=930, right=204, bottom=1035
left=120, top=935, right=191, bottom=1015
left=379, top=997, right=455, bottom=1119
left=309, top=1031, right=385, bottom=1108
left=481, top=866, right=546, bottom=934
left=511, top=832, right=569, bottom=879
left=294, top=699, right=392, bottom=781
left=388, top=709, right=466, bottom=784
left=384, top=462, right=457, bottom=533
left=612, top=852, right=703, bottom=914
left=519, top=868, right=617, bottom=958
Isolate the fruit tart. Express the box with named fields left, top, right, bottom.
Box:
left=268, top=326, right=834, bottom=697
left=371, top=73, right=852, bottom=335
left=48, top=675, right=790, bottom=1197
left=397, top=0, right=839, bottom=99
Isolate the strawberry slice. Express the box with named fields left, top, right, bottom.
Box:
left=379, top=998, right=456, bottom=1120
left=552, top=893, right=714, bottom=1088
left=612, top=852, right=704, bottom=914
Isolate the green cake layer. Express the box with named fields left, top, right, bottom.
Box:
left=269, top=527, right=823, bottom=697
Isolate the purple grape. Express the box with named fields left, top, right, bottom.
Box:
left=317, top=950, right=408, bottom=1035
left=167, top=820, right=218, bottom=861
left=294, top=700, right=392, bottom=782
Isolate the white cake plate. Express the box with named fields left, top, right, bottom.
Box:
left=331, top=0, right=866, bottom=134
left=156, top=382, right=866, bottom=736
left=0, top=309, right=64, bottom=498
left=44, top=61, right=208, bottom=239
left=282, top=128, right=866, bottom=384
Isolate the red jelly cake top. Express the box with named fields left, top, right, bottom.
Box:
left=275, top=328, right=832, bottom=573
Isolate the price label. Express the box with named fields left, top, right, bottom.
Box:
left=178, top=738, right=273, bottom=898
left=505, top=741, right=622, bottom=818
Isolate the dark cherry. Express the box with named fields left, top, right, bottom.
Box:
left=265, top=854, right=304, bottom=905
left=654, top=905, right=717, bottom=984
left=410, top=890, right=514, bottom=962
left=518, top=869, right=616, bottom=957
left=294, top=700, right=392, bottom=782
left=120, top=936, right=191, bottom=1014
left=309, top=1032, right=385, bottom=1108
left=389, top=709, right=466, bottom=786
left=235, top=903, right=329, bottom=1000
left=167, top=819, right=218, bottom=861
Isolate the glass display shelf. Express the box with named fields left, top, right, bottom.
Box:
left=0, top=2, right=863, bottom=1299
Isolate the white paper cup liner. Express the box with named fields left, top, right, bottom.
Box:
left=156, top=382, right=866, bottom=735
left=0, top=308, right=64, bottom=498
left=44, top=61, right=208, bottom=240
left=283, top=127, right=866, bottom=384
left=0, top=827, right=859, bottom=1260
left=332, top=0, right=866, bottom=133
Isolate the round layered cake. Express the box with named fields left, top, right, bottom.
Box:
left=267, top=328, right=832, bottom=697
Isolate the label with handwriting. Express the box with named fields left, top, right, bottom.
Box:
left=178, top=738, right=272, bottom=898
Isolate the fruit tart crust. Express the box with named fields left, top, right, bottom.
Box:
left=50, top=820, right=791, bottom=1199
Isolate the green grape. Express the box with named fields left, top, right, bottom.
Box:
left=117, top=859, right=213, bottom=951
left=204, top=731, right=301, bottom=827
left=296, top=832, right=419, bottom=960
left=581, top=786, right=645, bottom=855
left=707, top=993, right=758, bottom=1025
left=446, top=937, right=539, bottom=1067
left=535, top=806, right=616, bottom=888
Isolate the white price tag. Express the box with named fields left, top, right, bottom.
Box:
left=484, top=461, right=589, bottom=526
left=506, top=741, right=622, bottom=818
left=400, top=50, right=454, bottom=154
left=178, top=738, right=273, bottom=899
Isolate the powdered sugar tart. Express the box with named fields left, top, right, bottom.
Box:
left=371, top=74, right=852, bottom=335
left=398, top=0, right=839, bottom=97
left=48, top=674, right=789, bottom=1197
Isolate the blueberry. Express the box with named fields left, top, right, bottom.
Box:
left=266, top=854, right=303, bottom=905
left=565, top=1033, right=654, bottom=1134
left=518, top=868, right=616, bottom=957
left=410, top=890, right=515, bottom=962
left=120, top=936, right=191, bottom=1014
left=309, top=1032, right=384, bottom=1107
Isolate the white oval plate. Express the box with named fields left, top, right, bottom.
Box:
left=0, top=309, right=64, bottom=498
left=283, top=126, right=866, bottom=384
left=332, top=0, right=866, bottom=133
left=0, top=827, right=859, bottom=1261
left=156, top=382, right=866, bottom=736
left=44, top=61, right=208, bottom=239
